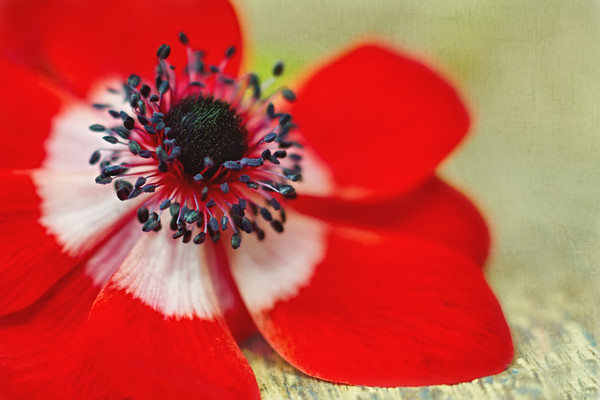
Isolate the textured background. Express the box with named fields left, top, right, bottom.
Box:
left=234, top=0, right=600, bottom=398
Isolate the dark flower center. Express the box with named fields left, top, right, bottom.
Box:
left=166, top=95, right=248, bottom=177
left=89, top=35, right=301, bottom=249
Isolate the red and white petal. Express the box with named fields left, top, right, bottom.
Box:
left=83, top=228, right=260, bottom=399
left=32, top=169, right=139, bottom=253
left=230, top=212, right=513, bottom=386
left=292, top=43, right=470, bottom=200
left=0, top=59, right=131, bottom=173
left=205, top=242, right=258, bottom=342
left=0, top=82, right=143, bottom=314
left=0, top=171, right=86, bottom=314
left=0, top=221, right=141, bottom=399
left=228, top=212, right=328, bottom=312
left=0, top=61, right=67, bottom=169
left=41, top=80, right=130, bottom=172
left=108, top=227, right=221, bottom=318
left=0, top=0, right=244, bottom=97
left=292, top=176, right=490, bottom=266
left=0, top=161, right=136, bottom=315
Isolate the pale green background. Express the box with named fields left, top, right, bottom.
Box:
left=234, top=0, right=600, bottom=399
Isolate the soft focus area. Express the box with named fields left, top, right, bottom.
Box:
left=238, top=0, right=600, bottom=398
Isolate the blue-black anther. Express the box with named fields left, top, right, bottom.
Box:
left=231, top=233, right=241, bottom=249
left=193, top=232, right=206, bottom=245
left=157, top=44, right=171, bottom=59
left=89, top=150, right=101, bottom=165
left=89, top=124, right=106, bottom=132
left=221, top=216, right=229, bottom=230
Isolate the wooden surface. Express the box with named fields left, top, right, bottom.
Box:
left=235, top=0, right=600, bottom=398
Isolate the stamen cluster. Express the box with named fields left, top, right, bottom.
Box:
left=89, top=33, right=302, bottom=249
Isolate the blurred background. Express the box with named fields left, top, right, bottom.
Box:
left=236, top=0, right=600, bottom=398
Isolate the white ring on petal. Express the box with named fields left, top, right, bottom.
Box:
left=34, top=79, right=140, bottom=256
left=42, top=78, right=130, bottom=172
left=32, top=170, right=138, bottom=256
left=84, top=219, right=143, bottom=287
left=111, top=228, right=220, bottom=320
left=229, top=211, right=328, bottom=313
left=291, top=146, right=335, bottom=197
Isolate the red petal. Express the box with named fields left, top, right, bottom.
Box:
left=0, top=0, right=244, bottom=97
left=0, top=61, right=65, bottom=169
left=0, top=169, right=140, bottom=315
left=231, top=213, right=513, bottom=386
left=291, top=43, right=470, bottom=200
left=0, top=268, right=104, bottom=399
left=293, top=177, right=490, bottom=266
left=0, top=171, right=85, bottom=314
left=86, top=285, right=260, bottom=398
left=1, top=224, right=260, bottom=399
left=205, top=242, right=258, bottom=342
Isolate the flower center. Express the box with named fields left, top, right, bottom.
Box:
left=88, top=33, right=301, bottom=249
left=165, top=95, right=248, bottom=177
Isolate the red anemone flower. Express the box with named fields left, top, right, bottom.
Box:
left=0, top=0, right=513, bottom=398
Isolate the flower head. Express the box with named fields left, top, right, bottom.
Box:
left=0, top=0, right=513, bottom=398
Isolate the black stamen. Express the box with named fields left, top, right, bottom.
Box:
left=138, top=207, right=150, bottom=223
left=209, top=217, right=219, bottom=232
left=140, top=84, right=151, bottom=98
left=95, top=174, right=112, bottom=185
left=170, top=202, right=181, bottom=218
left=282, top=89, right=296, bottom=102
left=179, top=32, right=189, bottom=46
left=271, top=220, right=284, bottom=233
left=259, top=208, right=273, bottom=221
left=89, top=150, right=101, bottom=165
left=269, top=198, right=281, bottom=210
left=128, top=140, right=141, bottom=155
left=193, top=232, right=206, bottom=245
left=123, top=117, right=135, bottom=130
left=264, top=132, right=276, bottom=143
left=273, top=61, right=284, bottom=77
left=128, top=74, right=141, bottom=88
left=89, top=124, right=106, bottom=132
left=231, top=233, right=241, bottom=249
left=103, top=165, right=128, bottom=176
left=172, top=229, right=186, bottom=239
left=279, top=185, right=296, bottom=198
left=279, top=113, right=291, bottom=126
left=225, top=46, right=236, bottom=58
left=157, top=44, right=171, bottom=60
left=239, top=217, right=253, bottom=233
left=102, top=136, right=119, bottom=144
left=160, top=199, right=171, bottom=210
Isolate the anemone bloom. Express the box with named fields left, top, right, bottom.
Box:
left=0, top=0, right=513, bottom=398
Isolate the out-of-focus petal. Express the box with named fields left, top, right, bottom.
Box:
left=230, top=212, right=513, bottom=386
left=291, top=43, right=470, bottom=200
left=0, top=0, right=244, bottom=97
left=0, top=168, right=139, bottom=314
left=293, top=176, right=490, bottom=266
left=0, top=220, right=142, bottom=399
left=84, top=228, right=260, bottom=399
left=0, top=61, right=66, bottom=169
